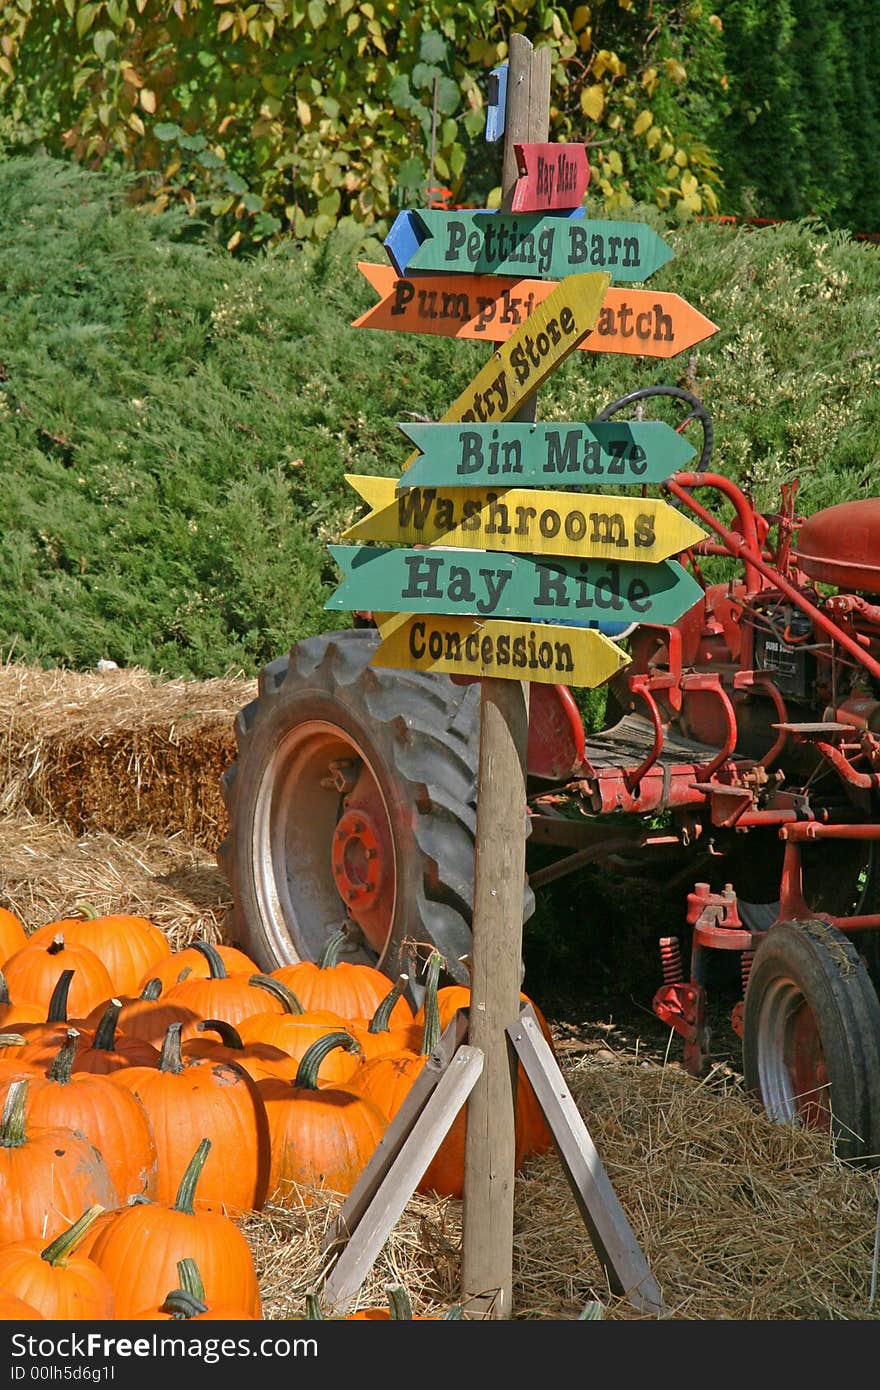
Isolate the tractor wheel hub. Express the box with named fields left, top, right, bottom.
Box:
left=331, top=808, right=387, bottom=909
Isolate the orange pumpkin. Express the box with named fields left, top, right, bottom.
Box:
left=2, top=934, right=114, bottom=1019
left=130, top=1257, right=258, bottom=1321
left=0, top=1204, right=115, bottom=1320
left=270, top=926, right=414, bottom=1024
left=26, top=909, right=172, bottom=997
left=0, top=1078, right=117, bottom=1245
left=90, top=977, right=201, bottom=1050
left=87, top=1138, right=262, bottom=1318
left=236, top=976, right=364, bottom=1085
left=0, top=969, right=44, bottom=1031
left=161, top=944, right=288, bottom=1040
left=139, top=941, right=259, bottom=995
left=0, top=970, right=97, bottom=1074
left=344, top=974, right=421, bottom=1062
left=259, top=1031, right=387, bottom=1208
left=0, top=907, right=28, bottom=966
left=0, top=1292, right=45, bottom=1320
left=111, top=1021, right=270, bottom=1213
left=182, top=1020, right=300, bottom=1085
left=11, top=1030, right=158, bottom=1204
left=71, top=998, right=160, bottom=1074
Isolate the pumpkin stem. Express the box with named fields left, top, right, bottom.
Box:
left=0, top=1078, right=29, bottom=1148
left=190, top=941, right=227, bottom=979
left=40, top=1204, right=105, bottom=1267
left=304, top=1291, right=325, bottom=1320
left=419, top=952, right=443, bottom=1058
left=0, top=1033, right=26, bottom=1047
left=46, top=969, right=75, bottom=1022
left=318, top=926, right=349, bottom=970
left=48, top=934, right=66, bottom=956
left=73, top=902, right=101, bottom=921
left=47, top=1029, right=81, bottom=1084
left=294, top=1031, right=361, bottom=1091
left=386, top=1284, right=413, bottom=1320
left=158, top=1289, right=210, bottom=1320
left=444, top=1304, right=465, bottom=1320
left=368, top=974, right=409, bottom=1035
left=172, top=1138, right=211, bottom=1216
left=93, top=999, right=123, bottom=1052
left=196, top=1019, right=243, bottom=1049
left=158, top=1021, right=187, bottom=1075
left=248, top=975, right=304, bottom=1014
left=176, top=966, right=193, bottom=983
left=140, top=978, right=163, bottom=1001
left=175, top=1257, right=207, bottom=1303
left=0, top=970, right=10, bottom=1007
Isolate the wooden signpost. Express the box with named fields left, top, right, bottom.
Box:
left=321, top=31, right=711, bottom=1319
left=353, top=262, right=718, bottom=359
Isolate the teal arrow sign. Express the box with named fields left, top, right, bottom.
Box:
left=326, top=545, right=703, bottom=628
left=404, top=210, right=673, bottom=283
left=396, top=420, right=696, bottom=490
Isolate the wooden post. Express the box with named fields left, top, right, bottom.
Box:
left=459, top=31, right=550, bottom=1321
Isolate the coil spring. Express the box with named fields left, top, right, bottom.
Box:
left=659, top=936, right=684, bottom=986
left=741, top=949, right=755, bottom=997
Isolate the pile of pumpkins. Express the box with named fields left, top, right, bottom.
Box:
left=0, top=903, right=556, bottom=1321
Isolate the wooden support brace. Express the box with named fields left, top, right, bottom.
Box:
left=508, top=1006, right=667, bottom=1318
left=318, top=1013, right=482, bottom=1315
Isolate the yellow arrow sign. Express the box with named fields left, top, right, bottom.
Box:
left=394, top=270, right=610, bottom=476
left=440, top=269, right=610, bottom=425
left=372, top=612, right=629, bottom=688
left=343, top=475, right=706, bottom=563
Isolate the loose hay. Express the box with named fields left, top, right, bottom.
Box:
left=1, top=810, right=878, bottom=1320
left=0, top=660, right=256, bottom=849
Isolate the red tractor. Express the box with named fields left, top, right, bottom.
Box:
left=218, top=383, right=880, bottom=1166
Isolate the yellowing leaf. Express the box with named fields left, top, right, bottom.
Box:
left=674, top=147, right=689, bottom=167
left=579, top=85, right=604, bottom=121
left=572, top=5, right=591, bottom=29
left=139, top=88, right=156, bottom=114
left=658, top=141, right=674, bottom=162
left=680, top=171, right=698, bottom=196
left=217, top=11, right=234, bottom=32
left=127, top=112, right=145, bottom=135
left=607, top=149, right=623, bottom=175
left=633, top=109, right=652, bottom=137
left=296, top=97, right=312, bottom=126
left=709, top=13, right=723, bottom=31
left=645, top=127, right=661, bottom=149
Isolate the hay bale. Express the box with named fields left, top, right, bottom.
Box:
left=0, top=661, right=256, bottom=850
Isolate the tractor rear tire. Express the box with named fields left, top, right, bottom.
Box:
left=217, top=628, right=534, bottom=992
left=742, top=918, right=880, bottom=1166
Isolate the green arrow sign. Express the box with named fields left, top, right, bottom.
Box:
left=405, top=210, right=674, bottom=283
left=397, top=420, right=696, bottom=490
left=326, top=544, right=703, bottom=628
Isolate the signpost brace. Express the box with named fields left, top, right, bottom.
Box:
left=509, top=1007, right=666, bottom=1316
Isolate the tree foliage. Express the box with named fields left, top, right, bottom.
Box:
left=0, top=1, right=727, bottom=250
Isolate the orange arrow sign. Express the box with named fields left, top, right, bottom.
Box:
left=353, top=263, right=718, bottom=359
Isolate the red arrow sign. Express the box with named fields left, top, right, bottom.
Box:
left=511, top=142, right=591, bottom=213
left=353, top=263, right=718, bottom=360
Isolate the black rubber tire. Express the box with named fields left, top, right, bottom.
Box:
left=742, top=918, right=880, bottom=1166
left=218, top=628, right=534, bottom=991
